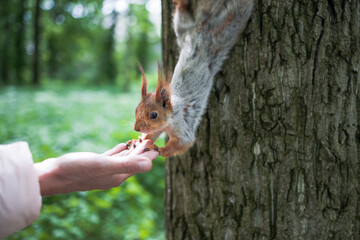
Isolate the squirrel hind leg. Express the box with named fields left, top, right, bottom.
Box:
left=173, top=1, right=195, bottom=48
left=196, top=0, right=253, bottom=27
left=173, top=0, right=188, bottom=11
left=195, top=0, right=227, bottom=23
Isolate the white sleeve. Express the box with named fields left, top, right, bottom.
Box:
left=0, top=142, right=42, bottom=239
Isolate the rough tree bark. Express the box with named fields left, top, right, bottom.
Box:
left=162, top=0, right=359, bottom=239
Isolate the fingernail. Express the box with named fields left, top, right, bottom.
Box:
left=137, top=160, right=152, bottom=171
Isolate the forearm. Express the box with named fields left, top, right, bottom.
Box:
left=34, top=158, right=71, bottom=196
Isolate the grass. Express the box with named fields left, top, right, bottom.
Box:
left=0, top=84, right=165, bottom=240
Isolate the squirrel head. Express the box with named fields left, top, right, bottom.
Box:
left=134, top=62, right=172, bottom=134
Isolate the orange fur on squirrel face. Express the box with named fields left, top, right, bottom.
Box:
left=134, top=93, right=169, bottom=133
left=134, top=63, right=172, bottom=134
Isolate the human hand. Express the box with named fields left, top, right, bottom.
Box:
left=34, top=140, right=159, bottom=196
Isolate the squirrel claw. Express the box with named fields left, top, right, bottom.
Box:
left=125, top=140, right=132, bottom=149
left=126, top=139, right=138, bottom=149
left=144, top=144, right=160, bottom=153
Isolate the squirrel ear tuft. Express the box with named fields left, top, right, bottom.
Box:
left=156, top=84, right=171, bottom=106
left=157, top=61, right=166, bottom=82
left=157, top=87, right=172, bottom=110
left=156, top=61, right=171, bottom=109
left=138, top=62, right=147, bottom=98
left=160, top=88, right=170, bottom=104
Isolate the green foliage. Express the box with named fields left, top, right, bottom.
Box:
left=0, top=84, right=165, bottom=240
left=0, top=0, right=164, bottom=238
left=0, top=0, right=161, bottom=86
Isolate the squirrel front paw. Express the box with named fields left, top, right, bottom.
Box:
left=126, top=136, right=144, bottom=149
left=144, top=144, right=163, bottom=155
left=126, top=139, right=136, bottom=149
left=144, top=144, right=159, bottom=152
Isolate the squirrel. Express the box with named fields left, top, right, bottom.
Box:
left=128, top=0, right=254, bottom=157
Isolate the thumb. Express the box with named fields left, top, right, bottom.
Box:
left=102, top=143, right=127, bottom=156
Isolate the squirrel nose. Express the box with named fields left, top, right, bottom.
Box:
left=134, top=121, right=146, bottom=132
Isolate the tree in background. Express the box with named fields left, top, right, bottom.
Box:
left=163, top=0, right=359, bottom=239
left=2, top=1, right=165, bottom=239
left=32, top=0, right=41, bottom=85
left=0, top=0, right=160, bottom=86
left=0, top=0, right=10, bottom=84
left=120, top=3, right=158, bottom=91
left=14, top=0, right=27, bottom=84
left=97, top=9, right=118, bottom=84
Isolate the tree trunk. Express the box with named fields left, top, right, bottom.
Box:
left=162, top=0, right=360, bottom=239
left=0, top=0, right=10, bottom=84
left=15, top=0, right=26, bottom=84
left=98, top=10, right=118, bottom=84
left=32, top=0, right=41, bottom=85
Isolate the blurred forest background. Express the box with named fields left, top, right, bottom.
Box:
left=0, top=0, right=165, bottom=239
left=0, top=0, right=161, bottom=87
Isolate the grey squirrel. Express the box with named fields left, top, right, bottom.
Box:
left=129, top=0, right=254, bottom=157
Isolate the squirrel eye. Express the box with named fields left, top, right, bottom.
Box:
left=150, top=112, right=158, bottom=119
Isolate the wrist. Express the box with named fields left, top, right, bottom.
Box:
left=34, top=158, right=70, bottom=196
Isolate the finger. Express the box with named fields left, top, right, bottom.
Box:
left=102, top=143, right=127, bottom=156
left=119, top=141, right=139, bottom=156
left=128, top=139, right=153, bottom=156
left=113, top=149, right=131, bottom=157
left=141, top=150, right=159, bottom=160
left=110, top=156, right=153, bottom=174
